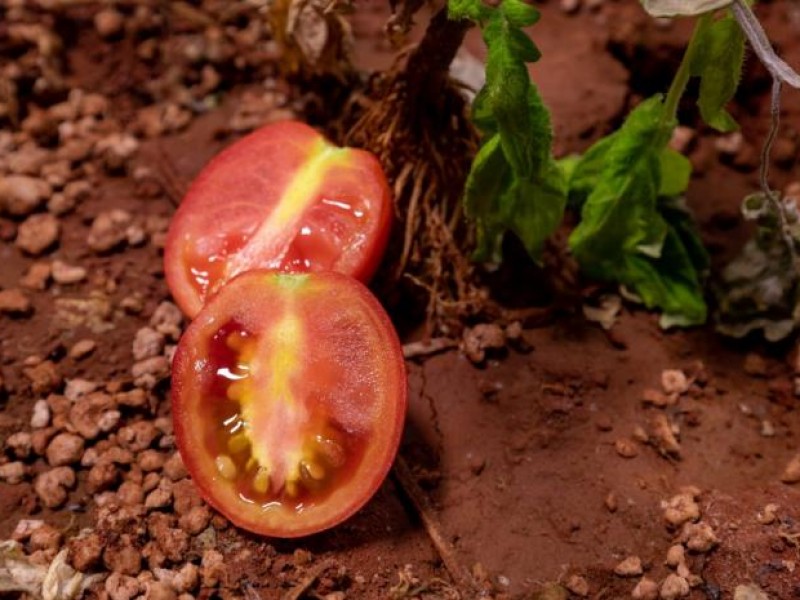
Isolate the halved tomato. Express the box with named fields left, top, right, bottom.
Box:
left=164, top=121, right=393, bottom=317
left=171, top=270, right=406, bottom=537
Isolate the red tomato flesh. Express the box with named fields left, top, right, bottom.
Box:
left=164, top=121, right=393, bottom=317
left=171, top=270, right=406, bottom=537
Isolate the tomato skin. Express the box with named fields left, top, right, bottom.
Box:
left=164, top=121, right=393, bottom=317
left=171, top=270, right=406, bottom=538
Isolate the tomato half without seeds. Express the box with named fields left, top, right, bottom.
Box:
left=171, top=270, right=406, bottom=537
left=164, top=120, right=393, bottom=317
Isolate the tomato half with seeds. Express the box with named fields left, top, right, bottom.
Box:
left=171, top=270, right=406, bottom=537
left=164, top=121, right=393, bottom=317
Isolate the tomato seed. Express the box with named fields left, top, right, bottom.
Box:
left=300, top=459, right=325, bottom=481
left=226, top=330, right=249, bottom=351
left=253, top=467, right=270, bottom=494
left=215, top=454, right=237, bottom=480
left=227, top=432, right=250, bottom=454
left=315, top=436, right=346, bottom=468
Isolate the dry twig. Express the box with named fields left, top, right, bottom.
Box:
left=391, top=457, right=475, bottom=594
left=281, top=559, right=338, bottom=600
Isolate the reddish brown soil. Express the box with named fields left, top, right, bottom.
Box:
left=2, top=1, right=800, bottom=600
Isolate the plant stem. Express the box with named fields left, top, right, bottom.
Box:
left=731, top=0, right=800, bottom=89
left=662, top=12, right=713, bottom=124
left=405, top=7, right=471, bottom=97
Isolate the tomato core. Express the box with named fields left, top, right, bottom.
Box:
left=203, top=320, right=366, bottom=511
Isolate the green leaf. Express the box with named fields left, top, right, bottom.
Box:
left=471, top=86, right=496, bottom=134
left=462, top=2, right=565, bottom=265
left=482, top=15, right=544, bottom=178
left=568, top=96, right=707, bottom=326
left=627, top=229, right=708, bottom=327
left=690, top=15, right=745, bottom=132
left=507, top=163, right=567, bottom=259
left=564, top=134, right=618, bottom=209
left=447, top=0, right=491, bottom=21
left=464, top=135, right=514, bottom=262
left=658, top=148, right=692, bottom=197
left=501, top=0, right=540, bottom=27
left=465, top=137, right=566, bottom=264
left=507, top=27, right=541, bottom=62
left=659, top=197, right=709, bottom=276
left=569, top=96, right=668, bottom=265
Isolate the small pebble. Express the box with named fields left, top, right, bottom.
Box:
left=565, top=574, right=589, bottom=597
left=665, top=544, right=685, bottom=568
left=560, top=0, right=581, bottom=13
left=780, top=454, right=800, bottom=484
left=20, top=262, right=51, bottom=290
left=661, top=369, right=689, bottom=395
left=615, top=438, right=639, bottom=458
left=681, top=521, right=718, bottom=553
left=613, top=556, right=643, bottom=577
left=88, top=209, right=133, bottom=253
left=46, top=433, right=85, bottom=466
left=16, top=214, right=60, bottom=255
left=632, top=577, right=659, bottom=600
left=95, top=8, right=125, bottom=38
left=651, top=413, right=681, bottom=457
left=69, top=339, right=97, bottom=359
left=757, top=503, right=779, bottom=525
left=659, top=574, right=689, bottom=599
left=0, top=175, right=51, bottom=216
left=734, top=584, right=770, bottom=600
left=31, top=399, right=51, bottom=428
left=52, top=260, right=88, bottom=284
left=0, top=289, right=32, bottom=316
left=662, top=491, right=700, bottom=527
left=0, top=462, right=27, bottom=484
left=604, top=492, right=618, bottom=513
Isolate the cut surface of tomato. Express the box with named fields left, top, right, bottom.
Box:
left=164, top=121, right=393, bottom=317
left=171, top=270, right=406, bottom=537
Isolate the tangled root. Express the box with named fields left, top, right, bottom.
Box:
left=334, top=9, right=487, bottom=334
left=342, top=69, right=484, bottom=333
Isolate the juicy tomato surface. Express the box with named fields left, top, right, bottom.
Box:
left=165, top=121, right=393, bottom=317
left=171, top=270, right=406, bottom=537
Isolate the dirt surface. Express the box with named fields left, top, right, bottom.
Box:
left=2, top=1, right=800, bottom=600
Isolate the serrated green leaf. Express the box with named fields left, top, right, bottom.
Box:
left=568, top=96, right=707, bottom=326
left=501, top=0, right=540, bottom=27
left=483, top=18, right=549, bottom=178
left=462, top=1, right=565, bottom=266
left=569, top=96, right=668, bottom=264
left=690, top=15, right=745, bottom=132
left=659, top=148, right=692, bottom=197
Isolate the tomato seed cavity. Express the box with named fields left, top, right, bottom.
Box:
left=205, top=320, right=358, bottom=509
